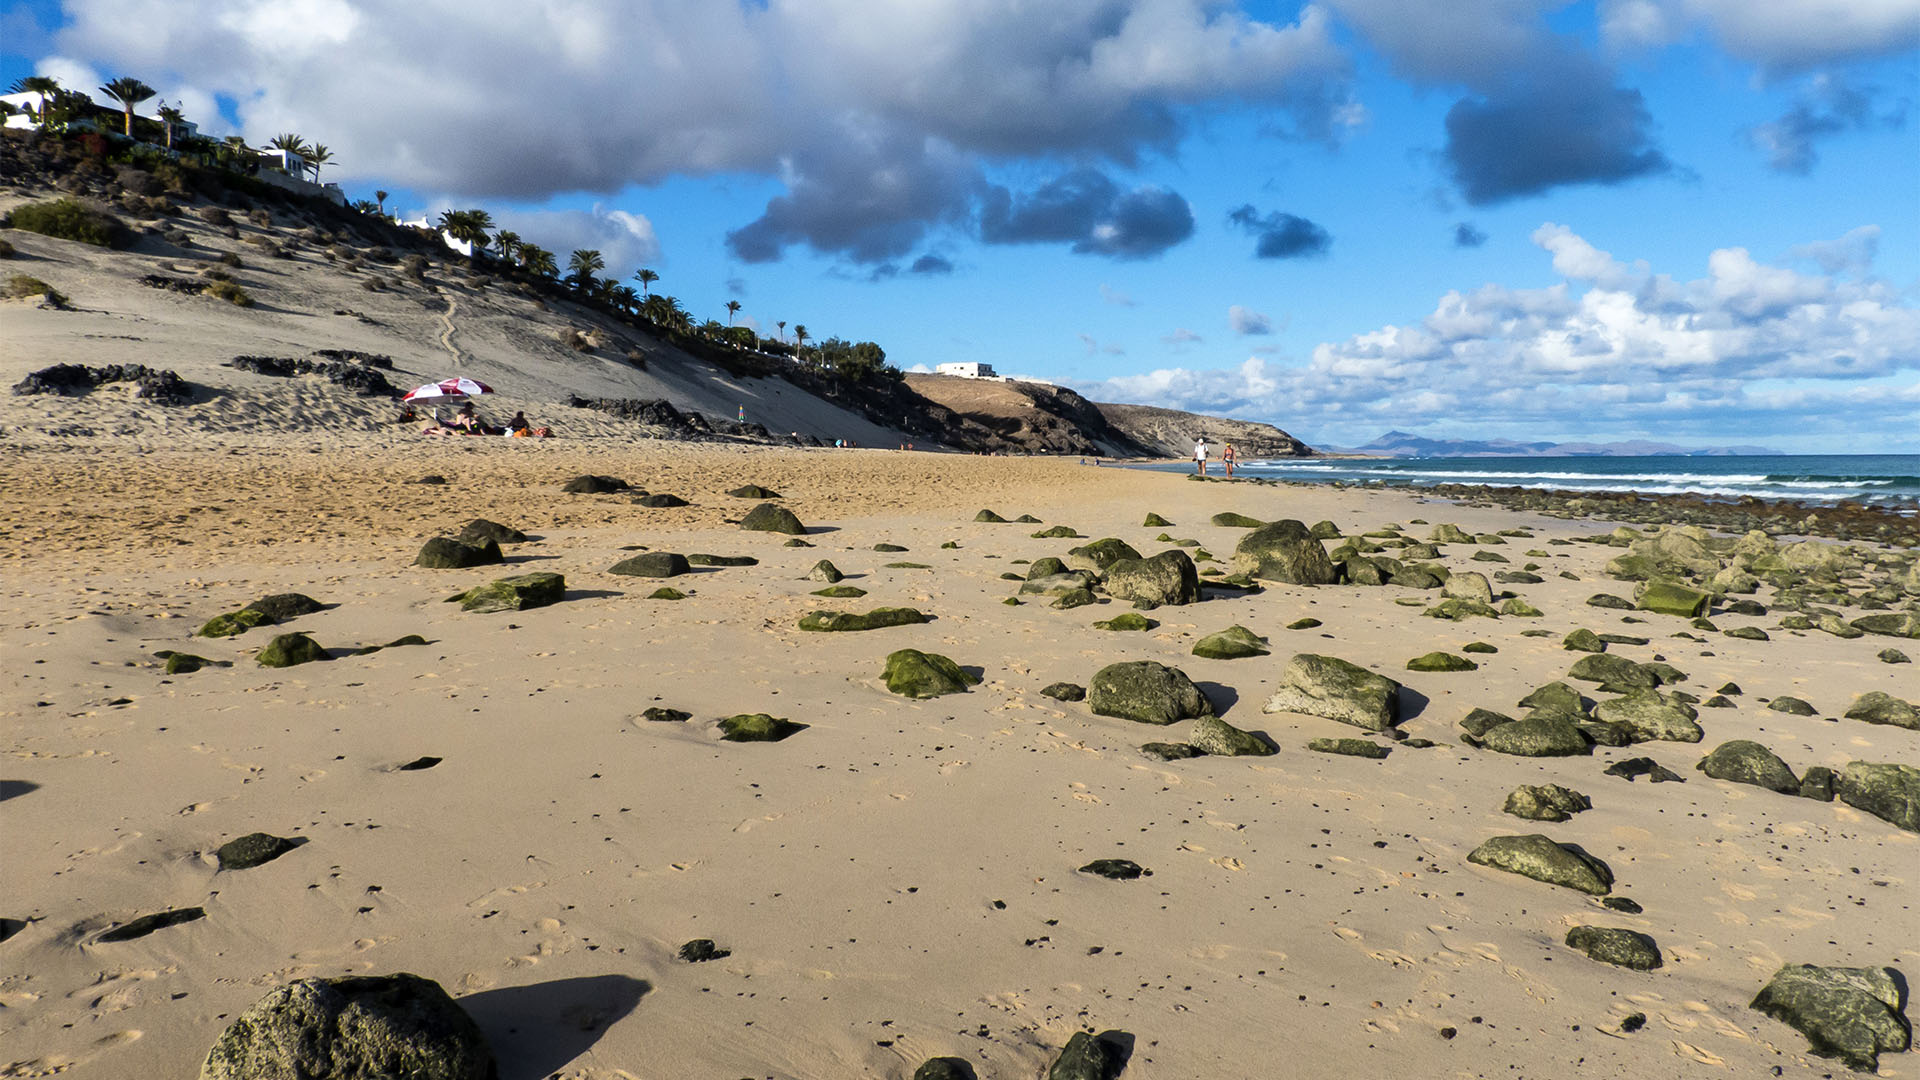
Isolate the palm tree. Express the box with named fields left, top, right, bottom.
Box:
left=11, top=76, right=58, bottom=119
left=633, top=268, right=657, bottom=297
left=155, top=103, right=184, bottom=151
left=521, top=246, right=557, bottom=279
left=99, top=77, right=156, bottom=137
left=776, top=320, right=787, bottom=342
left=375, top=190, right=389, bottom=216
left=793, top=325, right=809, bottom=349
left=611, top=284, right=640, bottom=313
left=351, top=199, right=380, bottom=215
left=725, top=299, right=742, bottom=325
left=493, top=231, right=522, bottom=264
left=567, top=249, right=604, bottom=292
left=305, top=143, right=333, bottom=182
left=437, top=209, right=494, bottom=264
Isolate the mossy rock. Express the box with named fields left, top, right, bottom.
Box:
left=1563, top=629, right=1606, bottom=653
left=456, top=572, right=565, bottom=613
left=1504, top=784, right=1591, bottom=822
left=1066, top=537, right=1142, bottom=572
left=885, top=561, right=932, bottom=569
left=718, top=713, right=804, bottom=742
left=1014, top=514, right=1042, bottom=523
left=1749, top=963, right=1913, bottom=1072
left=973, top=509, right=1008, bottom=523
left=806, top=559, right=844, bottom=583
left=1262, top=653, right=1402, bottom=731
left=1192, top=625, right=1270, bottom=660
left=1879, top=649, right=1912, bottom=664
left=456, top=519, right=526, bottom=545
left=1567, top=653, right=1657, bottom=689
left=1142, top=512, right=1172, bottom=527
left=1724, top=626, right=1770, bottom=641
left=727, top=484, right=781, bottom=499
left=414, top=536, right=503, bottom=569
left=1093, top=612, right=1156, bottom=631
left=642, top=707, right=691, bottom=723
left=1407, top=651, right=1477, bottom=672
left=686, top=554, right=757, bottom=567
left=1842, top=692, right=1919, bottom=730
left=246, top=593, right=324, bottom=622
left=873, top=542, right=909, bottom=552
left=216, top=832, right=306, bottom=871
left=1768, top=695, right=1818, bottom=716
left=635, top=493, right=689, bottom=508
left=1565, top=927, right=1662, bottom=970
left=1519, top=681, right=1588, bottom=717
left=352, top=635, right=428, bottom=655
left=1309, top=520, right=1342, bottom=539
left=811, top=585, right=867, bottom=598
left=1835, top=761, right=1920, bottom=831
left=258, top=632, right=325, bottom=668
left=1050, top=587, right=1096, bottom=609
left=1141, top=741, right=1201, bottom=761
left=1459, top=707, right=1513, bottom=737
left=1425, top=598, right=1501, bottom=620
left=1467, top=834, right=1613, bottom=894
left=198, top=972, right=496, bottom=1080
left=784, top=538, right=814, bottom=548
left=199, top=608, right=273, bottom=638
left=1088, top=661, right=1212, bottom=725
left=739, top=502, right=805, bottom=534
left=1637, top=581, right=1710, bottom=617
left=1500, top=598, right=1544, bottom=617
left=609, top=551, right=690, bottom=577
left=159, top=651, right=222, bottom=674
left=797, top=607, right=929, bottom=632
left=1462, top=642, right=1498, bottom=654
left=1231, top=519, right=1337, bottom=584
left=882, top=649, right=978, bottom=698
left=647, top=587, right=686, bottom=600
left=1593, top=691, right=1703, bottom=743
left=1210, top=511, right=1264, bottom=528
left=1102, top=550, right=1200, bottom=606
left=1040, top=682, right=1086, bottom=702
left=913, top=1058, right=974, bottom=1080
left=1478, top=715, right=1593, bottom=756
left=1697, top=739, right=1800, bottom=792
left=1189, top=715, right=1274, bottom=757
left=561, top=474, right=629, bottom=493
left=1286, top=617, right=1322, bottom=630
left=1587, top=593, right=1634, bottom=609
left=1025, top=557, right=1068, bottom=580
left=1307, top=737, right=1390, bottom=759
left=1030, top=525, right=1081, bottom=539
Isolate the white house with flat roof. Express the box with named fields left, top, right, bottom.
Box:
left=935, top=362, right=997, bottom=378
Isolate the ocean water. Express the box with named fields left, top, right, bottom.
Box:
left=1207, top=454, right=1920, bottom=506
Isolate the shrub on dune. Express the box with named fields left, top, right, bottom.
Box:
left=3, top=197, right=130, bottom=248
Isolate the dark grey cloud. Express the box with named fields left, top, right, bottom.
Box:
left=982, top=169, right=1195, bottom=260
left=1749, top=74, right=1907, bottom=174
left=1228, top=204, right=1331, bottom=259
left=1453, top=222, right=1487, bottom=247
left=909, top=254, right=954, bottom=275
left=1443, top=64, right=1670, bottom=205
left=726, top=134, right=980, bottom=264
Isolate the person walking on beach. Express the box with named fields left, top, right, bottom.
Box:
left=1194, top=437, right=1209, bottom=476
left=1222, top=442, right=1236, bottom=478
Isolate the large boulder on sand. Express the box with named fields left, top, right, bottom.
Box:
left=1089, top=661, right=1212, bottom=725
left=1697, top=740, right=1800, bottom=792
left=1230, top=520, right=1337, bottom=584
left=608, top=552, right=690, bottom=577
left=1750, top=964, right=1912, bottom=1073
left=455, top=572, right=565, bottom=613
left=1466, top=834, right=1613, bottom=894
left=1262, top=654, right=1401, bottom=731
left=1065, top=537, right=1142, bottom=573
left=738, top=502, right=805, bottom=534
left=414, top=536, right=503, bottom=569
left=882, top=649, right=977, bottom=699
left=1843, top=691, right=1920, bottom=730
left=1102, top=550, right=1200, bottom=607
left=1441, top=571, right=1494, bottom=605
left=1593, top=692, right=1704, bottom=743
left=199, top=973, right=495, bottom=1080
left=1835, top=761, right=1920, bottom=832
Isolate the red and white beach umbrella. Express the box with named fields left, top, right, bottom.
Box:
left=402, top=377, right=494, bottom=402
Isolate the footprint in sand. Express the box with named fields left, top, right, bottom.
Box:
left=1209, top=856, right=1246, bottom=871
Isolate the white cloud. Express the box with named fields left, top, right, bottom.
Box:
left=1069, top=224, right=1920, bottom=448
left=486, top=204, right=662, bottom=275
left=1600, top=0, right=1920, bottom=69
left=1162, top=327, right=1204, bottom=346
left=1228, top=304, right=1272, bottom=335
left=1099, top=283, right=1137, bottom=306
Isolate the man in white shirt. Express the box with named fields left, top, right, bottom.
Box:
left=1194, top=438, right=1208, bottom=476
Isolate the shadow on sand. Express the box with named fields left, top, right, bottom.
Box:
left=462, top=974, right=650, bottom=1080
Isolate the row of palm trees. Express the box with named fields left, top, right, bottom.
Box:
left=428, top=208, right=816, bottom=349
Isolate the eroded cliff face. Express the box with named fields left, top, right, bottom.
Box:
left=1093, top=401, right=1316, bottom=458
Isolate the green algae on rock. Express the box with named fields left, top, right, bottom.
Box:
left=1466, top=834, right=1613, bottom=894
left=798, top=607, right=929, bottom=632
left=882, top=649, right=978, bottom=698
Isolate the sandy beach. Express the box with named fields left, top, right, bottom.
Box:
left=3, top=441, right=1914, bottom=1079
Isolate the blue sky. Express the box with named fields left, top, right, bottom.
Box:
left=4, top=1, right=1917, bottom=451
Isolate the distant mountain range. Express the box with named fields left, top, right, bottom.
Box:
left=1336, top=431, right=1783, bottom=457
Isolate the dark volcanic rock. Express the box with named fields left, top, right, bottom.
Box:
left=914, top=1057, right=975, bottom=1080
left=1504, top=784, right=1592, bottom=822
left=1231, top=519, right=1337, bottom=584
left=99, top=907, right=206, bottom=942
left=246, top=593, right=324, bottom=622
left=1141, top=742, right=1201, bottom=761
left=257, top=633, right=325, bottom=668
left=1835, top=761, right=1920, bottom=832
left=1768, top=695, right=1818, bottom=716
left=561, top=474, right=630, bottom=494
left=1605, top=757, right=1686, bottom=783
left=13, top=362, right=192, bottom=404
left=636, top=493, right=690, bottom=508
left=1308, top=737, right=1391, bottom=758
left=414, top=536, right=503, bottom=569
left=455, top=520, right=526, bottom=546
left=198, top=972, right=495, bottom=1080
left=608, top=552, right=691, bottom=578
left=1048, top=1030, right=1127, bottom=1080
left=1565, top=926, right=1663, bottom=970
left=1078, top=859, right=1146, bottom=880
left=1041, top=682, right=1087, bottom=702
left=1843, top=691, right=1919, bottom=730
left=727, top=484, right=782, bottom=499
left=739, top=502, right=805, bottom=534
left=678, top=938, right=730, bottom=962
left=215, top=832, right=306, bottom=871
left=1749, top=963, right=1912, bottom=1072
left=1479, top=715, right=1594, bottom=757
